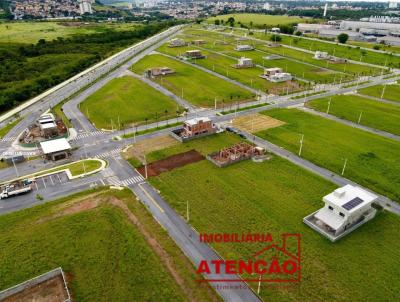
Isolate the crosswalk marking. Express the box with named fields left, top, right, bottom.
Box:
left=0, top=137, right=17, bottom=142
left=107, top=176, right=121, bottom=186
left=94, top=148, right=122, bottom=159
left=120, top=175, right=145, bottom=186
left=73, top=131, right=107, bottom=141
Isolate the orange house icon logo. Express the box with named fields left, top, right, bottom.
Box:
left=196, top=233, right=301, bottom=283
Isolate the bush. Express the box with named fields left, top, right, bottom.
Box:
left=337, top=33, right=349, bottom=44
left=270, top=34, right=282, bottom=42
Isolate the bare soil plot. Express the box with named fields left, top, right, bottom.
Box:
left=138, top=150, right=204, bottom=177
left=3, top=275, right=68, bottom=302
left=233, top=113, right=285, bottom=133
left=124, top=135, right=179, bottom=161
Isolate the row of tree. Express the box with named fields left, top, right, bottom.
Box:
left=0, top=21, right=177, bottom=114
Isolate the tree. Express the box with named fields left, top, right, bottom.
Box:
left=337, top=33, right=349, bottom=44
left=214, top=19, right=220, bottom=26
left=227, top=17, right=235, bottom=27
left=270, top=34, right=282, bottom=42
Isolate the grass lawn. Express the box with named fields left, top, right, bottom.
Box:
left=80, top=76, right=181, bottom=130
left=358, top=83, right=400, bottom=103
left=182, top=29, right=373, bottom=81
left=256, top=108, right=400, bottom=202
left=227, top=27, right=399, bottom=69
left=157, top=42, right=304, bottom=94
left=145, top=133, right=400, bottom=301
left=131, top=54, right=255, bottom=107
left=0, top=21, right=137, bottom=44
left=207, top=13, right=305, bottom=27
left=180, top=32, right=340, bottom=84
left=0, top=188, right=218, bottom=301
left=307, top=94, right=400, bottom=135
left=37, top=159, right=103, bottom=177
left=0, top=117, right=21, bottom=138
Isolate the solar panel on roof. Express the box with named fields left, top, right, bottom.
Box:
left=342, top=197, right=364, bottom=211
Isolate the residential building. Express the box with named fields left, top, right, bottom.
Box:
left=233, top=57, right=254, bottom=68
left=303, top=185, right=378, bottom=242
left=234, top=44, right=254, bottom=51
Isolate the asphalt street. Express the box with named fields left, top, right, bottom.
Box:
left=1, top=25, right=400, bottom=302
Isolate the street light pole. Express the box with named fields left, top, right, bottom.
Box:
left=327, top=97, right=331, bottom=114
left=298, top=134, right=304, bottom=157
left=357, top=111, right=363, bottom=124
left=341, top=158, right=348, bottom=175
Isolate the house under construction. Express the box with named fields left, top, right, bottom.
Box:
left=207, top=142, right=264, bottom=167
left=144, top=67, right=175, bottom=78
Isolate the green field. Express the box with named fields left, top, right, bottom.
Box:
left=226, top=27, right=399, bottom=69
left=182, top=29, right=374, bottom=80
left=307, top=94, right=400, bottom=135
left=255, top=108, right=400, bottom=201
left=208, top=13, right=305, bottom=27
left=358, top=83, right=400, bottom=103
left=131, top=54, right=254, bottom=107
left=179, top=34, right=339, bottom=84
left=80, top=76, right=181, bottom=130
left=140, top=133, right=400, bottom=301
left=157, top=42, right=305, bottom=94
left=0, top=117, right=21, bottom=138
left=0, top=21, right=137, bottom=44
left=0, top=189, right=218, bottom=301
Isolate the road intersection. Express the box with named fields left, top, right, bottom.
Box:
left=1, top=25, right=400, bottom=302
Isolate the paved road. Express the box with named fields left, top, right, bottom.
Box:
left=159, top=52, right=263, bottom=97
left=126, top=70, right=196, bottom=111
left=111, top=155, right=262, bottom=302
left=355, top=93, right=400, bottom=107
left=236, top=129, right=400, bottom=215
left=62, top=30, right=184, bottom=132
left=300, top=107, right=400, bottom=141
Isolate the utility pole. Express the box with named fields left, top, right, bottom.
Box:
left=144, top=154, right=148, bottom=179
left=381, top=84, right=387, bottom=99
left=357, top=111, right=363, bottom=124
left=186, top=200, right=189, bottom=222
left=181, top=87, right=184, bottom=99
left=11, top=157, right=19, bottom=177
left=257, top=274, right=262, bottom=295
left=214, top=97, right=217, bottom=110
left=82, top=160, right=86, bottom=176
left=327, top=97, right=331, bottom=114
left=298, top=134, right=304, bottom=156
left=341, top=158, right=348, bottom=175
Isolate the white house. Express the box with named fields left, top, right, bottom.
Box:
left=314, top=51, right=330, bottom=60
left=234, top=44, right=254, bottom=51
left=233, top=57, right=254, bottom=68
left=304, top=184, right=378, bottom=242
left=260, top=67, right=292, bottom=82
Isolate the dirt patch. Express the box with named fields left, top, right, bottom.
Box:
left=137, top=150, right=204, bottom=177
left=233, top=113, right=286, bottom=133
left=124, top=135, right=178, bottom=161
left=2, top=275, right=68, bottom=302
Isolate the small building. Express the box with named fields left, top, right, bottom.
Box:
left=263, top=54, right=282, bottom=60
left=184, top=50, right=205, bottom=59
left=144, top=67, right=175, bottom=78
left=192, top=39, right=206, bottom=45
left=168, top=38, right=186, bottom=47
left=171, top=117, right=217, bottom=142
left=263, top=67, right=283, bottom=76
left=314, top=51, right=329, bottom=60
left=37, top=113, right=58, bottom=137
left=234, top=44, right=254, bottom=51
left=183, top=117, right=214, bottom=137
left=328, top=56, right=347, bottom=64
left=233, top=57, right=254, bottom=68
left=207, top=142, right=265, bottom=167
left=40, top=138, right=72, bottom=161
left=260, top=68, right=292, bottom=82
left=303, top=185, right=378, bottom=242
left=269, top=73, right=292, bottom=82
